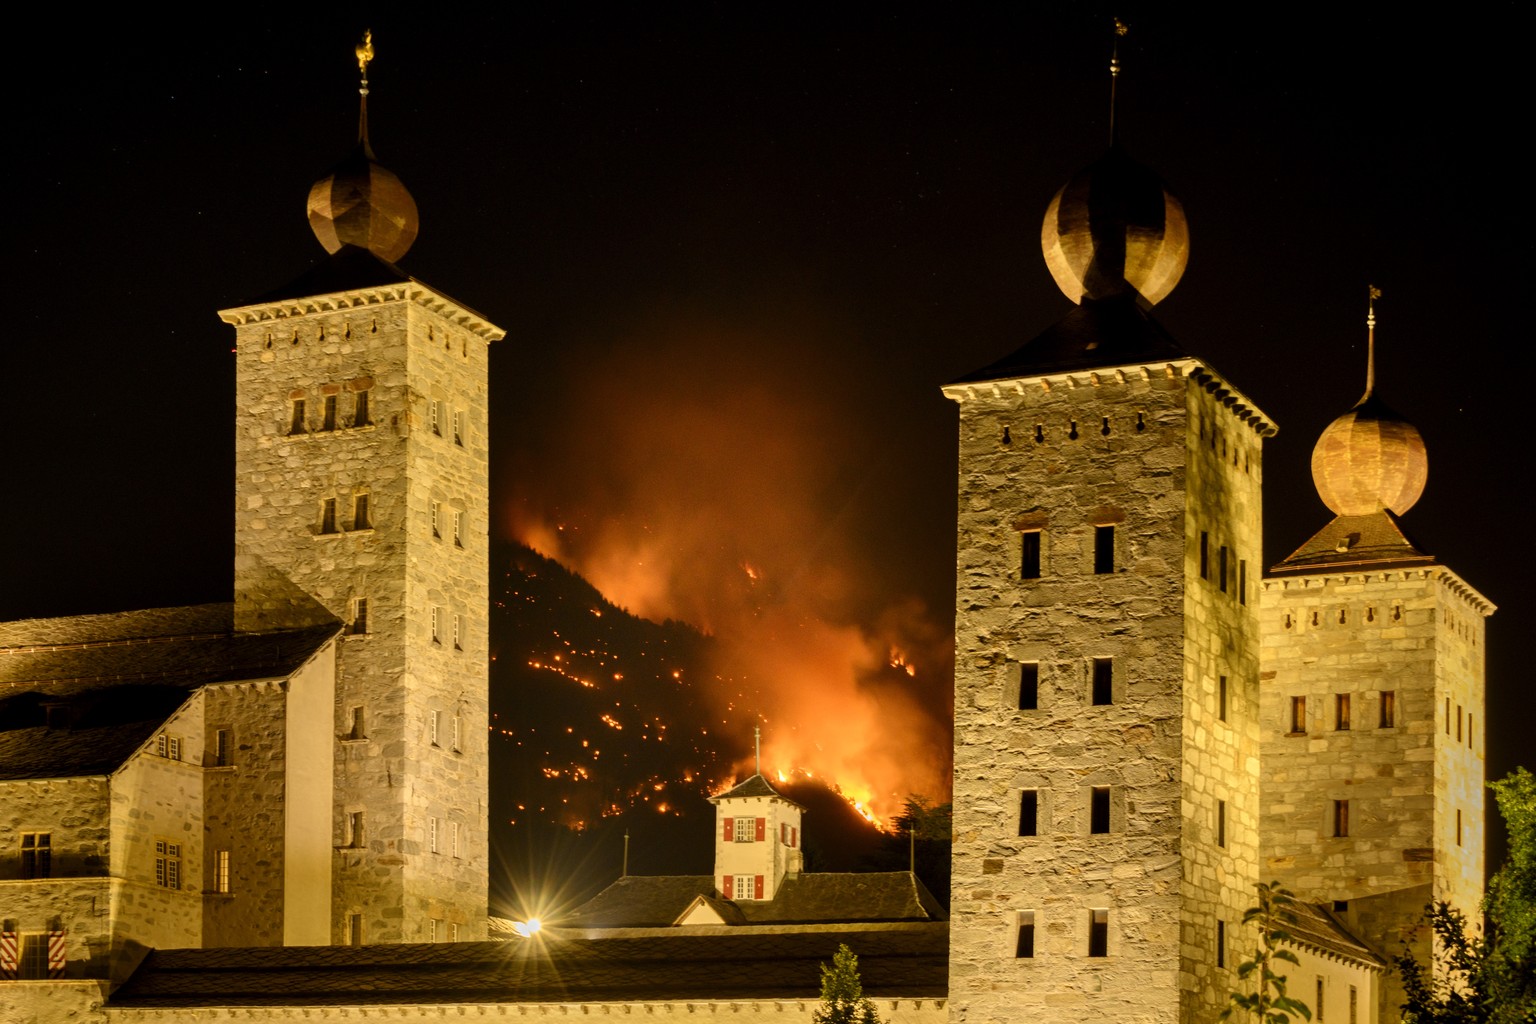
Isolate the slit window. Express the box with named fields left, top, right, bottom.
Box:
left=1090, top=787, right=1111, bottom=834
left=1467, top=714, right=1473, bottom=748
left=321, top=394, right=338, bottom=431
left=1094, top=525, right=1114, bottom=574
left=212, top=729, right=230, bottom=767
left=1019, top=790, right=1038, bottom=837
left=348, top=706, right=366, bottom=740
left=1021, top=531, right=1042, bottom=580
left=1217, top=920, right=1226, bottom=968
left=215, top=849, right=231, bottom=894
left=353, top=389, right=371, bottom=427
left=1091, top=658, right=1113, bottom=705
left=1457, top=809, right=1463, bottom=845
left=1200, top=532, right=1209, bottom=579
left=1336, top=693, right=1351, bottom=731
left=1219, top=545, right=1229, bottom=592
left=349, top=812, right=365, bottom=848
left=1015, top=911, right=1036, bottom=958
left=1290, top=696, right=1307, bottom=735
left=1217, top=800, right=1226, bottom=847
left=320, top=498, right=338, bottom=535
left=1088, top=909, right=1108, bottom=957
left=1317, top=978, right=1325, bottom=1020
left=1333, top=799, right=1349, bottom=838
left=353, top=493, right=370, bottom=531
left=289, top=398, right=306, bottom=435
left=1457, top=705, right=1463, bottom=741
left=1218, top=675, right=1228, bottom=723
left=1238, top=560, right=1248, bottom=605
left=1380, top=691, right=1396, bottom=728
left=349, top=914, right=364, bottom=946
left=1018, top=662, right=1039, bottom=711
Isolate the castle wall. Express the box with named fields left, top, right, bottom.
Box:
left=946, top=359, right=1269, bottom=1023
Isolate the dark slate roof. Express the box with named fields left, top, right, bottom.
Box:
left=1284, top=903, right=1387, bottom=970
left=565, top=872, right=944, bottom=929
left=563, top=876, right=718, bottom=928
left=108, top=927, right=948, bottom=1006
left=952, top=295, right=1187, bottom=384
left=1270, top=510, right=1434, bottom=576
left=0, top=604, right=338, bottom=780
left=711, top=772, right=800, bottom=803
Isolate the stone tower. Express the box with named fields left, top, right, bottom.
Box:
left=220, top=42, right=504, bottom=943
left=943, top=137, right=1274, bottom=1021
left=1258, top=299, right=1493, bottom=1019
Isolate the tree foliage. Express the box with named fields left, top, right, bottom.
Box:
left=1222, top=881, right=1313, bottom=1023
left=1395, top=768, right=1536, bottom=1023
left=812, top=943, right=883, bottom=1024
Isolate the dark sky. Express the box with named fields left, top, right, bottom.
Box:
left=4, top=8, right=1527, bottom=810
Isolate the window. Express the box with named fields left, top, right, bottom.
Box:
left=321, top=394, right=338, bottom=431
left=431, top=709, right=442, bottom=747
left=1457, top=705, right=1463, bottom=741
left=733, top=875, right=756, bottom=900
left=1088, top=909, right=1108, bottom=957
left=431, top=606, right=442, bottom=645
left=1018, top=662, right=1039, bottom=711
left=1333, top=799, right=1349, bottom=838
left=1015, top=911, right=1036, bottom=958
left=1218, top=675, right=1228, bottom=723
left=1380, top=690, right=1396, bottom=728
left=1317, top=978, right=1325, bottom=1021
left=1290, top=696, right=1307, bottom=735
left=431, top=501, right=442, bottom=539
left=215, top=849, right=230, bottom=894
left=353, top=389, right=371, bottom=427
left=349, top=914, right=364, bottom=946
left=430, top=399, right=444, bottom=436
left=347, top=706, right=366, bottom=740
left=18, top=934, right=50, bottom=980
left=212, top=729, right=230, bottom=767
left=1336, top=693, right=1351, bottom=731
left=1349, top=985, right=1358, bottom=1024
left=21, top=832, right=51, bottom=879
left=451, top=821, right=461, bottom=858
left=448, top=922, right=459, bottom=942
left=1445, top=697, right=1451, bottom=734
left=429, top=918, right=440, bottom=942
left=429, top=816, right=440, bottom=853
left=156, top=733, right=182, bottom=761
left=1094, top=525, right=1114, bottom=574
left=453, top=509, right=464, bottom=548
left=353, top=493, right=370, bottom=530
left=349, top=812, right=365, bottom=848
left=1200, top=532, right=1209, bottom=579
left=453, top=410, right=466, bottom=446
left=1456, top=809, right=1463, bottom=846
left=1091, top=658, right=1113, bottom=706
left=154, top=839, right=182, bottom=889
left=1090, top=787, right=1111, bottom=834
left=734, top=817, right=757, bottom=843
left=1468, top=714, right=1474, bottom=748
left=1021, top=531, right=1041, bottom=579
left=452, top=714, right=462, bottom=752
left=1217, top=919, right=1226, bottom=968
left=452, top=613, right=463, bottom=651
left=320, top=497, right=338, bottom=535
left=1019, top=790, right=1038, bottom=837
left=1238, top=560, right=1248, bottom=605
left=1217, top=800, right=1226, bottom=848
left=289, top=398, right=307, bottom=435
left=350, top=598, right=369, bottom=636
left=1219, top=545, right=1229, bottom=592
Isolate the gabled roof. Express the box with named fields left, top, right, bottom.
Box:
left=673, top=893, right=746, bottom=926
left=1270, top=509, right=1434, bottom=575
left=710, top=772, right=802, bottom=804
left=951, top=295, right=1187, bottom=384
left=1283, top=903, right=1387, bottom=971
left=563, top=871, right=945, bottom=930
left=0, top=604, right=338, bottom=780
left=109, top=927, right=949, bottom=1006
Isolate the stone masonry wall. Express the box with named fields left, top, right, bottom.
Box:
left=947, top=361, right=1193, bottom=1023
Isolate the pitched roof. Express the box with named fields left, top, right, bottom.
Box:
left=951, top=295, right=1187, bottom=384
left=0, top=604, right=338, bottom=780
left=1283, top=903, right=1387, bottom=971
left=108, top=926, right=949, bottom=1007
left=564, top=871, right=945, bottom=930
left=1270, top=510, right=1435, bottom=575
left=710, top=772, right=801, bottom=803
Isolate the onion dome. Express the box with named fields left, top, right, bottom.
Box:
left=1309, top=290, right=1427, bottom=517
left=306, top=30, right=419, bottom=263
left=1041, top=145, right=1189, bottom=305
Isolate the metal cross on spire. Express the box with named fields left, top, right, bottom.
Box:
left=1363, top=284, right=1383, bottom=402
left=754, top=724, right=761, bottom=776
left=355, top=30, right=375, bottom=153
left=1109, top=17, right=1129, bottom=146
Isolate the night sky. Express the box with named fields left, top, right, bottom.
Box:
left=4, top=9, right=1527, bottom=828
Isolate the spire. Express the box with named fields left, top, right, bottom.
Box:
left=1361, top=284, right=1382, bottom=404
left=753, top=723, right=761, bottom=776
left=1108, top=17, right=1129, bottom=146
left=355, top=29, right=375, bottom=158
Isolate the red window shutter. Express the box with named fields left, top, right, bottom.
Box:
left=723, top=874, right=733, bottom=897
left=755, top=817, right=765, bottom=842
left=754, top=875, right=764, bottom=899
left=0, top=932, right=17, bottom=979
left=723, top=817, right=733, bottom=842
left=47, top=931, right=66, bottom=978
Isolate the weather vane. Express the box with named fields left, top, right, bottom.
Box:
left=356, top=30, right=374, bottom=94
left=1109, top=17, right=1129, bottom=146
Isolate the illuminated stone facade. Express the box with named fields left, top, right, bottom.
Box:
left=221, top=274, right=503, bottom=944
